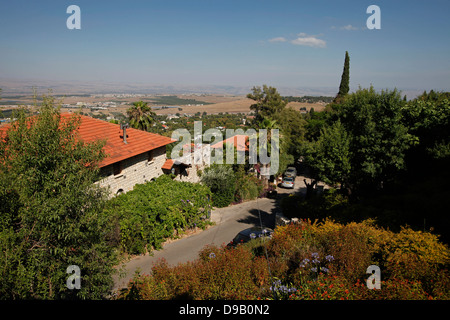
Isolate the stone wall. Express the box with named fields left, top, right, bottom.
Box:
left=173, top=144, right=211, bottom=184
left=97, top=146, right=167, bottom=197
left=173, top=164, right=204, bottom=184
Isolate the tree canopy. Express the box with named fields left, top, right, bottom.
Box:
left=304, top=87, right=416, bottom=195
left=0, top=97, right=117, bottom=299
left=247, top=85, right=287, bottom=123
left=336, top=51, right=350, bottom=101
left=127, top=100, right=156, bottom=131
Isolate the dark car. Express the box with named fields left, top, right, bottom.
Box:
left=227, top=227, right=274, bottom=247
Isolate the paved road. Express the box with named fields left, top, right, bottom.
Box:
left=112, top=175, right=313, bottom=292
left=112, top=196, right=280, bottom=291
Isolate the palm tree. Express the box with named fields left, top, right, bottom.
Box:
left=126, top=101, right=156, bottom=131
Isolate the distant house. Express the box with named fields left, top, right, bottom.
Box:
left=211, top=134, right=249, bottom=152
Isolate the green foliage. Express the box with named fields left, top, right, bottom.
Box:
left=235, top=170, right=264, bottom=202
left=402, top=92, right=450, bottom=161
left=272, top=107, right=307, bottom=160
left=281, top=189, right=350, bottom=222
left=247, top=85, right=287, bottom=123
left=303, top=110, right=330, bottom=141
left=304, top=120, right=351, bottom=186
left=283, top=95, right=334, bottom=104
left=127, top=101, right=156, bottom=131
left=305, top=87, right=416, bottom=195
left=0, top=100, right=117, bottom=299
left=282, top=167, right=450, bottom=242
left=103, top=175, right=212, bottom=254
left=337, top=51, right=350, bottom=99
left=200, top=164, right=236, bottom=207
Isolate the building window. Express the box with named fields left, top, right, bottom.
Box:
left=148, top=150, right=154, bottom=162
left=113, top=162, right=122, bottom=176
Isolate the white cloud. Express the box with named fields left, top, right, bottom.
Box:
left=267, top=33, right=326, bottom=48
left=290, top=35, right=326, bottom=48
left=340, top=24, right=358, bottom=31
left=268, top=37, right=287, bottom=43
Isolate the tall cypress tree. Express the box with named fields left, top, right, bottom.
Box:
left=336, top=51, right=350, bottom=100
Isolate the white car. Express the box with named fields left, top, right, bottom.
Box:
left=281, top=177, right=295, bottom=189
left=284, top=167, right=297, bottom=178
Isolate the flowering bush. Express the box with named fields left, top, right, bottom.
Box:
left=117, top=244, right=270, bottom=300
left=376, top=227, right=450, bottom=281
left=268, top=278, right=298, bottom=300
left=116, top=220, right=450, bottom=300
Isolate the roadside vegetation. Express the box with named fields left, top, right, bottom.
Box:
left=103, top=175, right=212, bottom=255
left=116, top=220, right=449, bottom=300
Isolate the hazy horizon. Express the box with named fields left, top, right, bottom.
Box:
left=1, top=0, right=449, bottom=98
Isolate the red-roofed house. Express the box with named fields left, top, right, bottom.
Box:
left=1, top=113, right=176, bottom=196
left=210, top=134, right=249, bottom=152
left=74, top=114, right=176, bottom=196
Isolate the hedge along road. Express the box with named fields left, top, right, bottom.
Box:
left=112, top=196, right=279, bottom=292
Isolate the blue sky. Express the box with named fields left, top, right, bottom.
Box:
left=1, top=0, right=450, bottom=93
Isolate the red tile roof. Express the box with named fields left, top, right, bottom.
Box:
left=0, top=113, right=176, bottom=168
left=211, top=134, right=249, bottom=152
left=161, top=159, right=174, bottom=170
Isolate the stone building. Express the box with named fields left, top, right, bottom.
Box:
left=161, top=143, right=211, bottom=183
left=66, top=114, right=175, bottom=197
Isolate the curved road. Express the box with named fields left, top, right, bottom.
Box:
left=112, top=197, right=278, bottom=291
left=112, top=176, right=307, bottom=292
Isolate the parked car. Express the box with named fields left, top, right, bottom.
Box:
left=227, top=227, right=274, bottom=247
left=284, top=166, right=297, bottom=177
left=281, top=177, right=295, bottom=189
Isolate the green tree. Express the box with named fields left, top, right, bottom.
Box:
left=335, top=51, right=350, bottom=103
left=304, top=120, right=352, bottom=188
left=306, top=87, right=416, bottom=196
left=201, top=164, right=236, bottom=207
left=247, top=85, right=287, bottom=123
left=127, top=100, right=156, bottom=131
left=273, top=107, right=307, bottom=160
left=0, top=97, right=118, bottom=299
left=336, top=87, right=415, bottom=194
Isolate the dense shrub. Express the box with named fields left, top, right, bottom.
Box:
left=281, top=189, right=350, bottom=221
left=282, top=183, right=450, bottom=243
left=201, top=164, right=265, bottom=206
left=376, top=227, right=450, bottom=281
left=200, top=164, right=236, bottom=207
left=235, top=173, right=264, bottom=203
left=103, top=175, right=212, bottom=254
left=118, top=245, right=270, bottom=300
